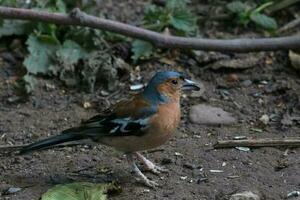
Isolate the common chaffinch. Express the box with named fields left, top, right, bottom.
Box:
left=20, top=71, right=200, bottom=187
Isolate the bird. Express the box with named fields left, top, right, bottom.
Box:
left=19, top=71, right=200, bottom=187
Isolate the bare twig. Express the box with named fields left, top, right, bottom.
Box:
left=277, top=17, right=300, bottom=34
left=214, top=138, right=300, bottom=148
left=0, top=6, right=299, bottom=52
left=266, top=0, right=300, bottom=13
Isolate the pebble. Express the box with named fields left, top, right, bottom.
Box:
left=174, top=152, right=183, bottom=157
left=209, top=169, right=223, bottom=173
left=235, top=147, right=251, bottom=152
left=241, top=80, right=252, bottom=87
left=230, top=191, right=260, bottom=200
left=233, top=136, right=247, bottom=140
left=227, top=74, right=239, bottom=82
left=180, top=176, right=188, bottom=180
left=259, top=114, right=269, bottom=125
left=4, top=187, right=22, bottom=195
left=83, top=101, right=92, bottom=109
left=130, top=84, right=144, bottom=91
left=289, top=50, right=300, bottom=72
left=189, top=104, right=236, bottom=125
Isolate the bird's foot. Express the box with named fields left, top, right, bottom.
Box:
left=135, top=152, right=168, bottom=174
left=143, top=161, right=168, bottom=174
left=134, top=176, right=159, bottom=188
left=127, top=153, right=159, bottom=188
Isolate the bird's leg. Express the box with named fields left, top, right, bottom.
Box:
left=135, top=152, right=168, bottom=174
left=126, top=153, right=159, bottom=188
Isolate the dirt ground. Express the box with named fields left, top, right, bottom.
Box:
left=0, top=1, right=300, bottom=200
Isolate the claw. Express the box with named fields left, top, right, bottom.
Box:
left=134, top=176, right=159, bottom=188
left=126, top=153, right=160, bottom=188
left=135, top=152, right=168, bottom=174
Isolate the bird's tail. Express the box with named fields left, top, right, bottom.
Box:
left=19, top=129, right=85, bottom=155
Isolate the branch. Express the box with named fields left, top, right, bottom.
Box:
left=0, top=7, right=299, bottom=52
left=214, top=138, right=300, bottom=148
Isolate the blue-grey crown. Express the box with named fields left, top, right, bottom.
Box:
left=142, top=71, right=183, bottom=104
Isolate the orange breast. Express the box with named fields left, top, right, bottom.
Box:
left=100, top=102, right=181, bottom=152
left=150, top=102, right=181, bottom=135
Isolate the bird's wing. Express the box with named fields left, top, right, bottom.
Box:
left=66, top=95, right=157, bottom=138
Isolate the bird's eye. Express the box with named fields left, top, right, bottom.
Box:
left=171, top=79, right=178, bottom=85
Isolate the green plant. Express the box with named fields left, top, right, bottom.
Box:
left=226, top=1, right=278, bottom=31
left=131, top=0, right=197, bottom=62
left=0, top=0, right=125, bottom=94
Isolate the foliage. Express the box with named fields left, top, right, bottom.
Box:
left=0, top=0, right=126, bottom=94
left=41, top=182, right=117, bottom=200
left=0, top=20, right=31, bottom=37
left=24, top=34, right=59, bottom=75
left=226, top=1, right=277, bottom=31
left=131, top=0, right=197, bottom=61
left=131, top=40, right=154, bottom=61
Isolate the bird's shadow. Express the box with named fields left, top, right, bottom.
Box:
left=2, top=166, right=135, bottom=190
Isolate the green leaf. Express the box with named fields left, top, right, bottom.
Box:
left=0, top=20, right=29, bottom=37
left=254, top=1, right=274, bottom=13
left=56, top=0, right=67, bottom=13
left=170, top=9, right=197, bottom=33
left=250, top=12, right=277, bottom=30
left=41, top=182, right=112, bottom=200
left=131, top=40, right=153, bottom=61
left=56, top=40, right=87, bottom=65
left=143, top=5, right=169, bottom=32
left=23, top=34, right=59, bottom=75
left=166, top=0, right=187, bottom=10
left=226, top=1, right=247, bottom=13
left=22, top=74, right=37, bottom=94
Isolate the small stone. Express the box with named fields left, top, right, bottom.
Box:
left=180, top=176, right=188, bottom=180
left=235, top=147, right=251, bottom=152
left=130, top=84, right=144, bottom=91
left=251, top=92, right=262, bottom=98
left=209, top=169, right=223, bottom=173
left=259, top=114, right=269, bottom=125
left=100, top=90, right=110, bottom=96
left=230, top=191, right=260, bottom=200
left=241, top=80, right=252, bottom=87
left=189, top=104, right=236, bottom=125
left=260, top=80, right=268, bottom=85
left=289, top=50, right=300, bottom=72
left=174, top=152, right=183, bottom=157
left=233, top=136, right=247, bottom=140
left=4, top=187, right=22, bottom=195
left=83, top=101, right=92, bottom=109
left=227, top=74, right=239, bottom=82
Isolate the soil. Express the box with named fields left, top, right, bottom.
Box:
left=0, top=1, right=300, bottom=200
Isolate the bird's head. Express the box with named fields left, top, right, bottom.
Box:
left=142, top=71, right=200, bottom=104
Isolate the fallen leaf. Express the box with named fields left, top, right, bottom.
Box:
left=41, top=182, right=120, bottom=200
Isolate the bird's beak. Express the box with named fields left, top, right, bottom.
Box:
left=182, top=79, right=200, bottom=91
